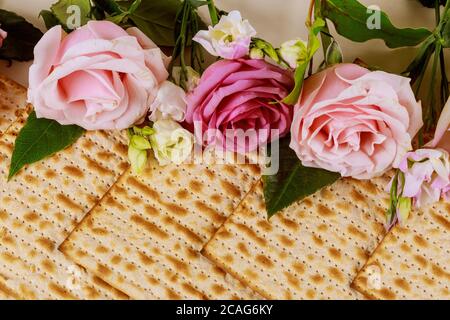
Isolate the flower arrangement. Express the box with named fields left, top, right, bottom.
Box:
left=2, top=0, right=449, bottom=231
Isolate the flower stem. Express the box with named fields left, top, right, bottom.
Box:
left=207, top=0, right=219, bottom=25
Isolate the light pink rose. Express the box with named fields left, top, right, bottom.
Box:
left=185, top=58, right=294, bottom=153
left=428, top=97, right=450, bottom=152
left=0, top=28, right=7, bottom=48
left=290, top=63, right=423, bottom=179
left=395, top=149, right=449, bottom=208
left=28, top=21, right=169, bottom=130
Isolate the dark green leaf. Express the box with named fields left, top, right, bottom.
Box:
left=418, top=0, right=446, bottom=8
left=39, top=10, right=61, bottom=30
left=118, top=0, right=182, bottom=46
left=263, top=137, right=341, bottom=217
left=0, top=9, right=43, bottom=61
left=321, top=0, right=432, bottom=48
left=403, top=35, right=435, bottom=85
left=51, top=0, right=92, bottom=30
left=92, top=0, right=123, bottom=14
left=8, top=111, right=85, bottom=180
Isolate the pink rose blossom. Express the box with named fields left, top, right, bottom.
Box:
left=185, top=58, right=294, bottom=153
left=395, top=149, right=449, bottom=208
left=28, top=21, right=169, bottom=130
left=0, top=28, right=7, bottom=48
left=290, top=63, right=423, bottom=179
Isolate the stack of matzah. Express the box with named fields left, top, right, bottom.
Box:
left=0, top=75, right=30, bottom=135
left=0, top=93, right=132, bottom=298
left=352, top=201, right=450, bottom=299
left=202, top=177, right=390, bottom=299
left=0, top=75, right=448, bottom=300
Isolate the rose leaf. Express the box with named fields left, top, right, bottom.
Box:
left=0, top=9, right=43, bottom=61
left=8, top=111, right=85, bottom=180
left=262, top=137, right=341, bottom=218
left=321, top=0, right=432, bottom=48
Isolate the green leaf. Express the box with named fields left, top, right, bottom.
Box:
left=282, top=63, right=308, bottom=105
left=51, top=0, right=92, bottom=30
left=8, top=111, right=85, bottom=180
left=325, top=38, right=343, bottom=65
left=321, top=0, right=432, bottom=48
left=282, top=18, right=324, bottom=105
left=39, top=10, right=61, bottom=30
left=418, top=0, right=446, bottom=8
left=118, top=0, right=182, bottom=46
left=442, top=18, right=450, bottom=48
left=263, top=137, right=341, bottom=217
left=0, top=9, right=43, bottom=61
left=92, top=0, right=123, bottom=15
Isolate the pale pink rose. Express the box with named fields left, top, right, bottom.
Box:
left=28, top=21, right=169, bottom=130
left=0, top=28, right=7, bottom=48
left=186, top=58, right=294, bottom=153
left=290, top=63, right=423, bottom=179
left=395, top=149, right=449, bottom=208
left=193, top=11, right=256, bottom=60
left=428, top=97, right=450, bottom=152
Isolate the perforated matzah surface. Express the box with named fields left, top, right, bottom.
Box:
left=60, top=159, right=262, bottom=299
left=352, top=201, right=450, bottom=300
left=0, top=75, right=30, bottom=135
left=202, top=177, right=391, bottom=299
left=0, top=117, right=130, bottom=299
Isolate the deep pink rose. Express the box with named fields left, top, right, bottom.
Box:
left=290, top=63, right=423, bottom=179
left=0, top=28, right=7, bottom=48
left=28, top=21, right=169, bottom=130
left=186, top=59, right=294, bottom=153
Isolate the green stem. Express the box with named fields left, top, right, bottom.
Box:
left=439, top=48, right=449, bottom=107
left=207, top=0, right=219, bottom=25
left=426, top=45, right=441, bottom=130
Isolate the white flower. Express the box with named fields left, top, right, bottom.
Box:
left=279, top=38, right=308, bottom=69
left=150, top=120, right=194, bottom=165
left=193, top=10, right=256, bottom=59
left=149, top=81, right=187, bottom=122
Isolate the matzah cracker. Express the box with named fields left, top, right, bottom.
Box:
left=202, top=177, right=391, bottom=299
left=352, top=201, right=450, bottom=300
left=0, top=117, right=130, bottom=299
left=60, top=159, right=262, bottom=299
left=0, top=75, right=31, bottom=136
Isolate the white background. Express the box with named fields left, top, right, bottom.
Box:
left=0, top=0, right=440, bottom=86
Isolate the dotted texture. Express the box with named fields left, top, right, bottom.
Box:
left=203, top=178, right=390, bottom=300
left=60, top=159, right=262, bottom=299
left=0, top=75, right=31, bottom=136
left=352, top=201, right=450, bottom=300
left=0, top=117, right=130, bottom=299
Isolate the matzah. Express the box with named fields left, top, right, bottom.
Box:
left=202, top=177, right=391, bottom=299
left=0, top=75, right=30, bottom=136
left=352, top=201, right=450, bottom=299
left=0, top=116, right=130, bottom=299
left=60, top=158, right=262, bottom=299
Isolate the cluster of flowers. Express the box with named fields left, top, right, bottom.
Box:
left=18, top=10, right=449, bottom=224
